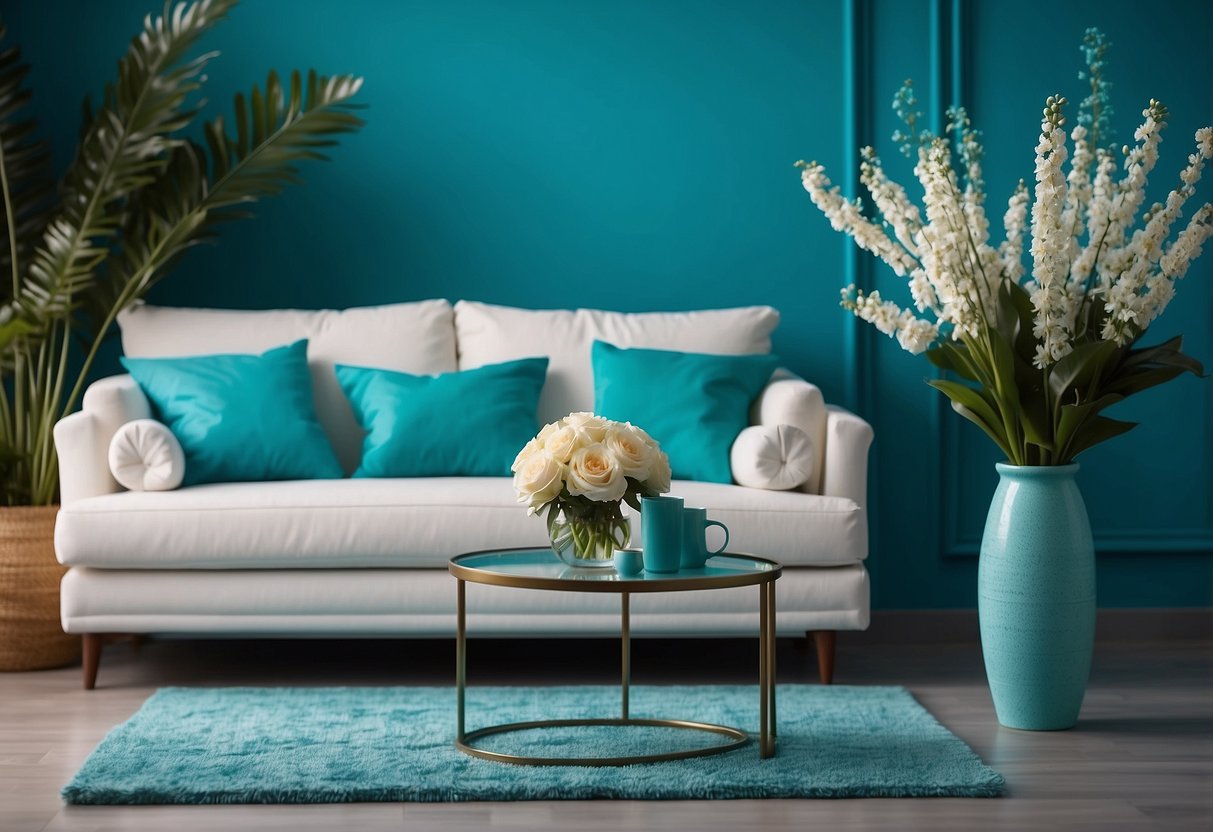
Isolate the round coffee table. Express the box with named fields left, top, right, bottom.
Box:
left=448, top=547, right=781, bottom=765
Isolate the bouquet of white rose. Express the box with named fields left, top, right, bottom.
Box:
left=512, top=412, right=671, bottom=566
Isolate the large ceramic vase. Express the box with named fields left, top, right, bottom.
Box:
left=978, top=463, right=1095, bottom=730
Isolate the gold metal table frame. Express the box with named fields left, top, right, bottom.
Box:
left=449, top=548, right=781, bottom=766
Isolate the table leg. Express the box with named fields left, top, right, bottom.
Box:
left=621, top=591, right=630, bottom=719
left=768, top=580, right=777, bottom=743
left=456, top=578, right=466, bottom=742
left=759, top=582, right=769, bottom=757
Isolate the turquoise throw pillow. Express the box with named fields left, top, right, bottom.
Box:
left=336, top=357, right=549, bottom=477
left=121, top=340, right=343, bottom=486
left=591, top=341, right=779, bottom=484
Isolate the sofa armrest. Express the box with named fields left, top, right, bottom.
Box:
left=820, top=404, right=874, bottom=507
left=53, top=374, right=151, bottom=505
left=749, top=370, right=827, bottom=494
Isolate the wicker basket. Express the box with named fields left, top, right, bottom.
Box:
left=0, top=505, right=79, bottom=671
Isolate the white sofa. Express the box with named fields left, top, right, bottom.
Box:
left=53, top=300, right=873, bottom=688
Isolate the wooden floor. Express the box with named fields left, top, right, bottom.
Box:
left=0, top=634, right=1210, bottom=831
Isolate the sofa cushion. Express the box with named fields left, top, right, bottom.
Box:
left=337, top=358, right=549, bottom=478
left=55, top=479, right=866, bottom=570
left=118, top=301, right=457, bottom=473
left=592, top=341, right=779, bottom=483
left=453, top=301, right=779, bottom=425
left=107, top=419, right=186, bottom=492
left=730, top=424, right=815, bottom=491
left=122, top=341, right=343, bottom=485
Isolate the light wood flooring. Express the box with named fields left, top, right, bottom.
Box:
left=1, top=633, right=1210, bottom=832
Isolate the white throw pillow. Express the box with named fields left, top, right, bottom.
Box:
left=454, top=300, right=780, bottom=425
left=108, top=419, right=186, bottom=491
left=729, top=424, right=814, bottom=491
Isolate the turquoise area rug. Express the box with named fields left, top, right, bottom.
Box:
left=62, top=685, right=1004, bottom=803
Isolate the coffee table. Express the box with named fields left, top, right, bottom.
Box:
left=448, top=547, right=782, bottom=765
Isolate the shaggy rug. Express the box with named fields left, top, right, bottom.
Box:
left=62, top=684, right=1004, bottom=803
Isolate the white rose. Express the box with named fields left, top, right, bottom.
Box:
left=513, top=451, right=566, bottom=515
left=543, top=424, right=580, bottom=463
left=645, top=449, right=672, bottom=494
left=627, top=422, right=660, bottom=451
left=564, top=411, right=610, bottom=443
left=535, top=419, right=564, bottom=443
left=511, top=437, right=543, bottom=473
left=565, top=443, right=627, bottom=502
left=604, top=426, right=654, bottom=481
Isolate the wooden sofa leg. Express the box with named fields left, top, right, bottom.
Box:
left=82, top=633, right=102, bottom=690
left=810, top=630, right=836, bottom=685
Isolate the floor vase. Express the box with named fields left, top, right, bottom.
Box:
left=978, top=463, right=1095, bottom=730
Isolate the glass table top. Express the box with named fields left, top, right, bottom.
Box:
left=449, top=548, right=780, bottom=592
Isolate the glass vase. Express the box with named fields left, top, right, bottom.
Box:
left=547, top=504, right=630, bottom=568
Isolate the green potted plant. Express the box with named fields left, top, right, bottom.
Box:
left=795, top=29, right=1209, bottom=729
left=0, top=0, right=364, bottom=671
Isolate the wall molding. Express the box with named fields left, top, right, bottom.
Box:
left=842, top=0, right=874, bottom=416
left=842, top=0, right=881, bottom=579
left=923, top=0, right=1213, bottom=561
left=929, top=0, right=967, bottom=561
left=839, top=608, right=1212, bottom=645
left=839, top=0, right=1208, bottom=579
left=946, top=529, right=1213, bottom=558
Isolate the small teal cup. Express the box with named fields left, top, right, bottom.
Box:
left=613, top=548, right=644, bottom=577
left=641, top=495, right=684, bottom=573
left=680, top=507, right=729, bottom=569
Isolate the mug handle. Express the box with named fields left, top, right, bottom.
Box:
left=704, top=520, right=729, bottom=555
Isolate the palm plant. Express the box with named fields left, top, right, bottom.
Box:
left=0, top=0, right=364, bottom=505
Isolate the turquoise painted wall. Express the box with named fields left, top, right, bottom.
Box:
left=6, top=0, right=1211, bottom=608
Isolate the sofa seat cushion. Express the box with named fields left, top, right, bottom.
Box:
left=54, top=479, right=866, bottom=570
left=659, top=480, right=865, bottom=567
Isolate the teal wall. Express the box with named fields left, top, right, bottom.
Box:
left=6, top=0, right=1211, bottom=608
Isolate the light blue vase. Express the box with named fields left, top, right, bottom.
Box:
left=978, top=463, right=1095, bottom=731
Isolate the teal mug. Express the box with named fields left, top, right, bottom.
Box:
left=613, top=547, right=644, bottom=577
left=640, top=495, right=684, bottom=573
left=680, top=507, right=730, bottom=569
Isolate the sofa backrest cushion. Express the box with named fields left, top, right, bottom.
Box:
left=591, top=341, right=781, bottom=484
left=121, top=340, right=345, bottom=485
left=107, top=418, right=187, bottom=492
left=454, top=301, right=780, bottom=426
left=118, top=301, right=457, bottom=473
left=336, top=357, right=549, bottom=478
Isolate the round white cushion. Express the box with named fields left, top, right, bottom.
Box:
left=730, top=424, right=814, bottom=491
left=108, top=419, right=186, bottom=491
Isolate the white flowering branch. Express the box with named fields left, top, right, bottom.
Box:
left=796, top=58, right=1209, bottom=465
left=1029, top=96, right=1075, bottom=368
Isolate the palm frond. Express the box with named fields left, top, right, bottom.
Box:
left=69, top=68, right=363, bottom=414
left=0, top=0, right=365, bottom=505
left=203, top=69, right=365, bottom=214
left=1, top=0, right=238, bottom=351
left=79, top=141, right=211, bottom=331
left=0, top=22, right=56, bottom=308
left=85, top=70, right=363, bottom=314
